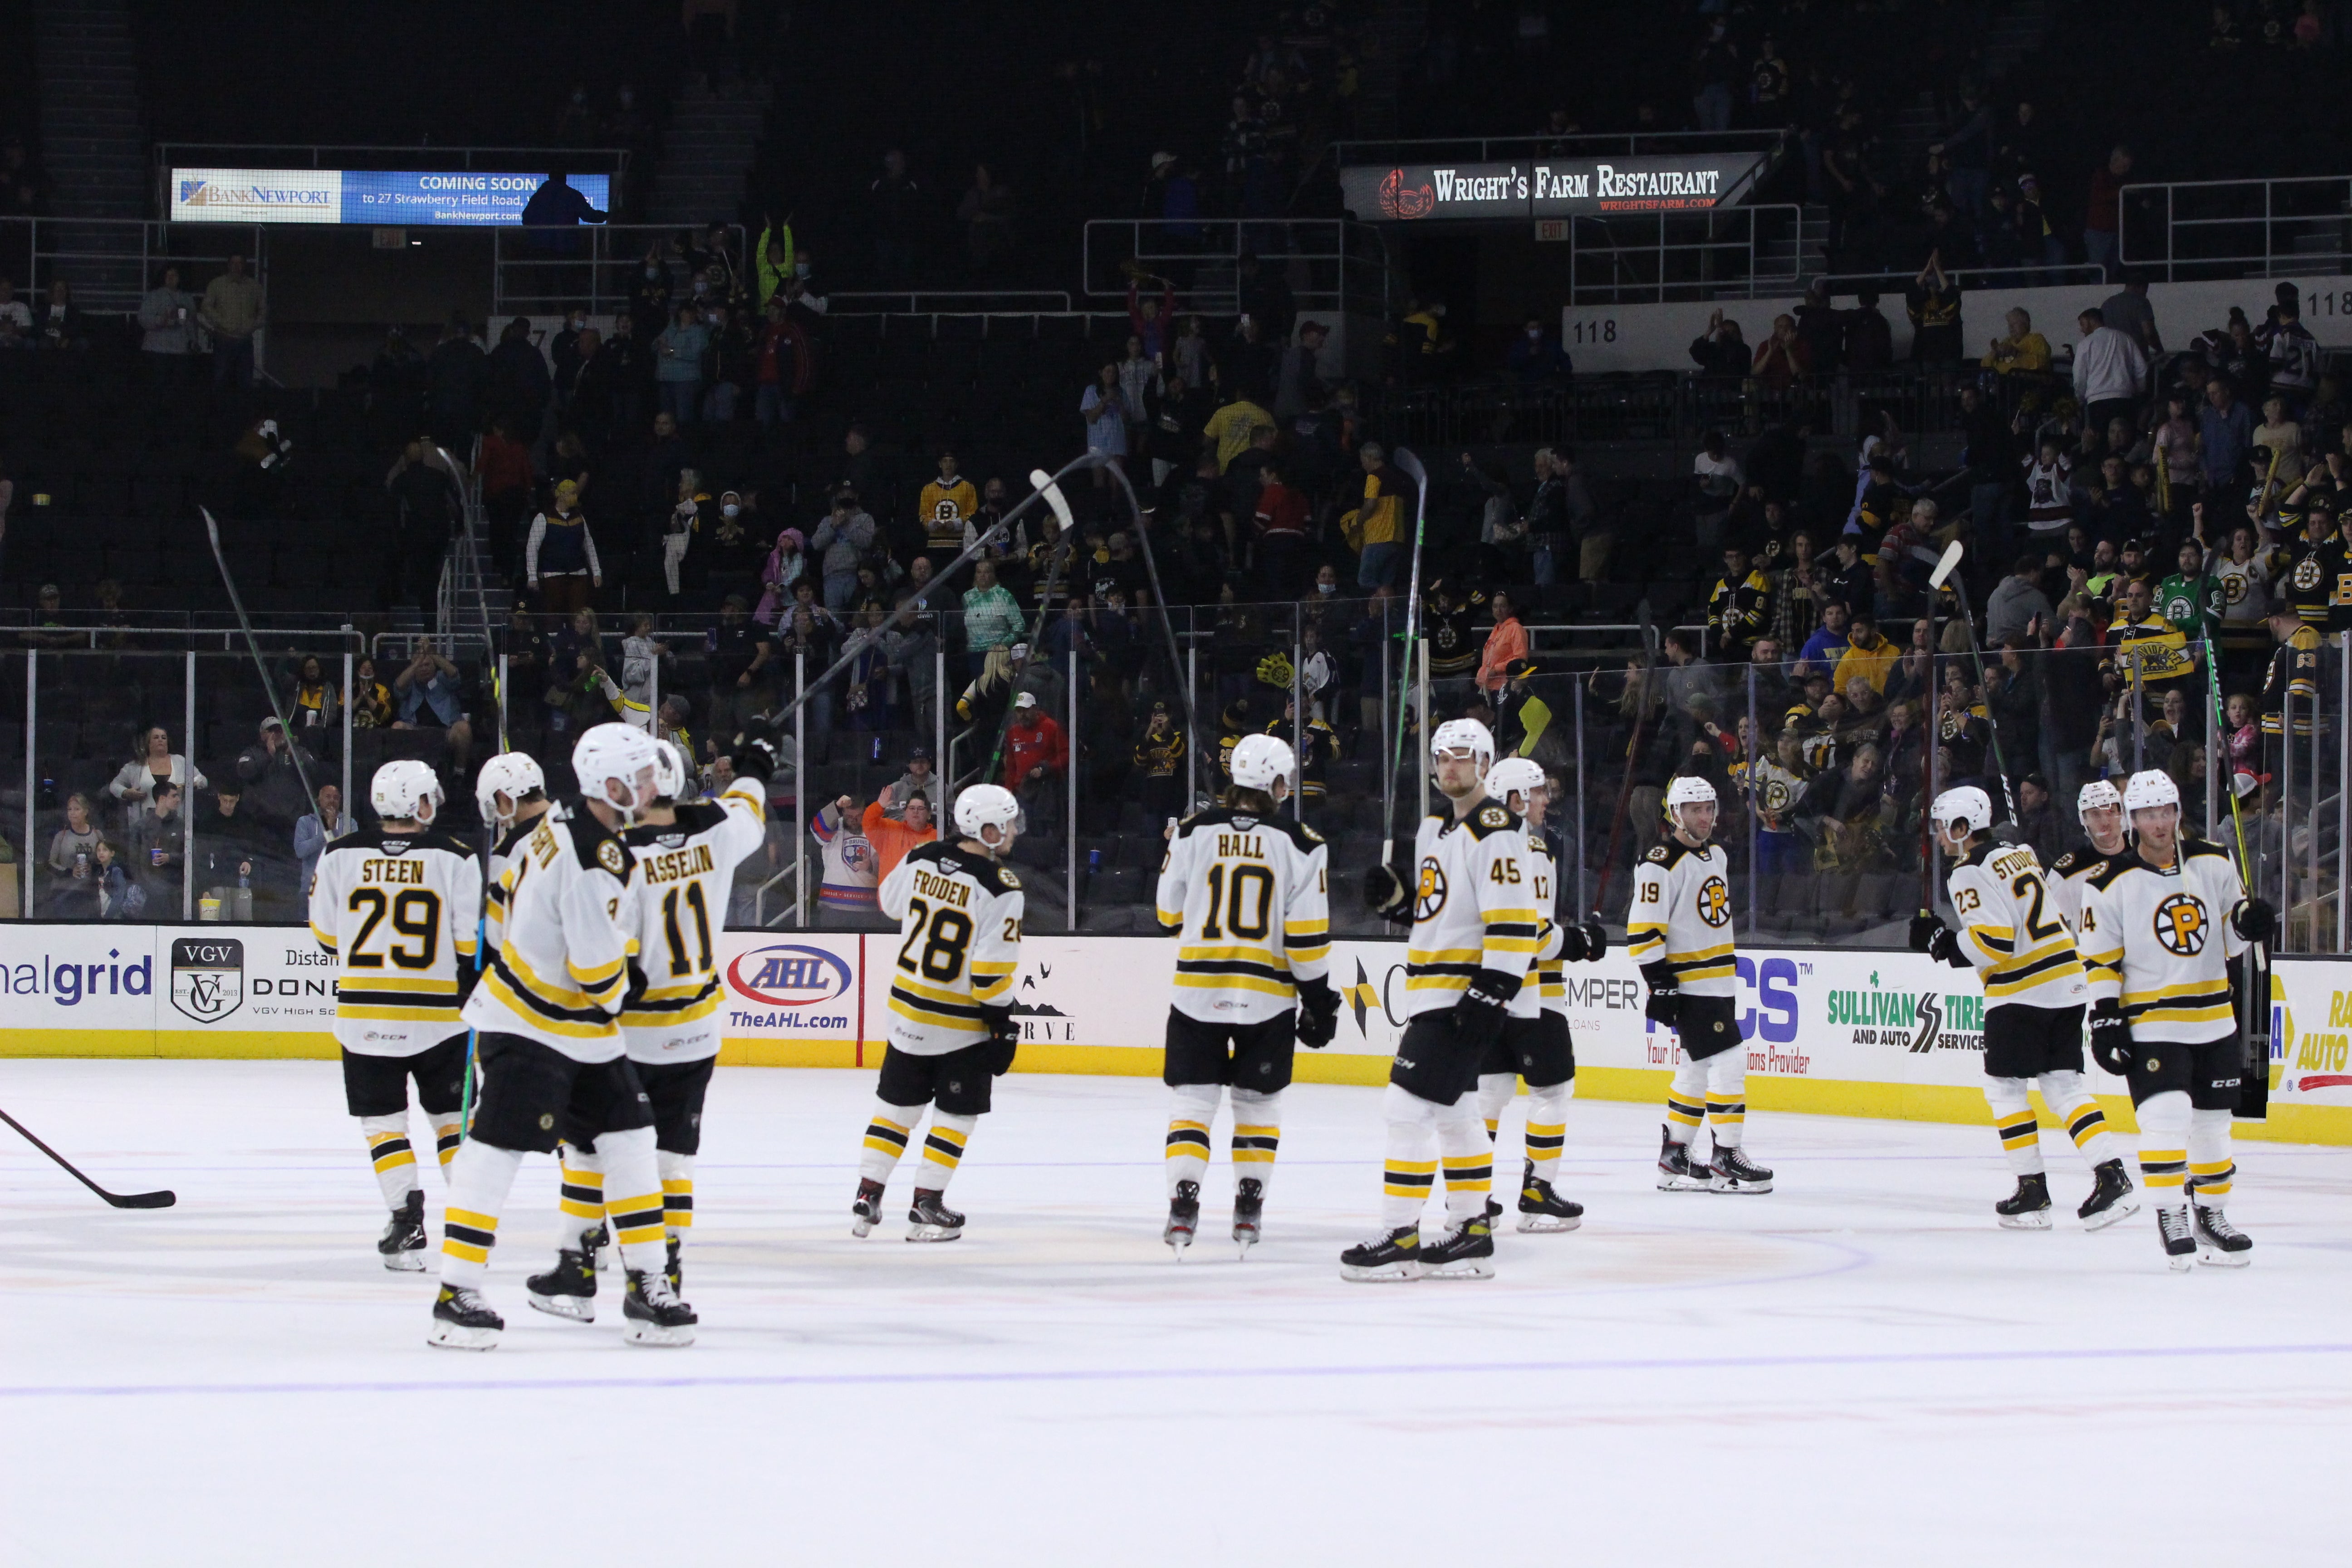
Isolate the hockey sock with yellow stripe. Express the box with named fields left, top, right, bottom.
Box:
left=1983, top=1078, right=2048, bottom=1177
left=592, top=1125, right=671, bottom=1278
left=436, top=1139, right=524, bottom=1288
left=1665, top=1054, right=1707, bottom=1145
left=919, top=1112, right=978, bottom=1193
left=429, top=1113, right=463, bottom=1171
left=1164, top=1082, right=1219, bottom=1196
left=2038, top=1070, right=2115, bottom=1166
left=1379, top=1082, right=1440, bottom=1230
left=1436, top=1096, right=1490, bottom=1225
left=860, top=1100, right=918, bottom=1186
left=1230, top=1085, right=1281, bottom=1194
left=1703, top=1048, right=1747, bottom=1148
left=554, top=1142, right=605, bottom=1249
left=358, top=1113, right=421, bottom=1208
left=1524, top=1080, right=1574, bottom=1185
left=2135, top=1089, right=2192, bottom=1214
left=658, top=1151, right=694, bottom=1241
left=2186, top=1106, right=2235, bottom=1208
left=1476, top=1072, right=1516, bottom=1144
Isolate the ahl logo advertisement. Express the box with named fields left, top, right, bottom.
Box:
left=721, top=940, right=855, bottom=1034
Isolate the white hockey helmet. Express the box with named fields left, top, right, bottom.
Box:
left=1228, top=732, right=1295, bottom=796
left=1664, top=774, right=1717, bottom=833
left=651, top=739, right=689, bottom=802
left=953, top=784, right=1021, bottom=847
left=371, top=758, right=443, bottom=823
left=1430, top=717, right=1495, bottom=768
left=2123, top=768, right=2180, bottom=814
left=572, top=723, right=662, bottom=822
left=1485, top=756, right=1546, bottom=810
left=475, top=752, right=545, bottom=827
left=1931, top=785, right=1992, bottom=840
left=2076, top=777, right=2122, bottom=824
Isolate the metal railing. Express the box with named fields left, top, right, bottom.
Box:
left=1081, top=217, right=1391, bottom=322
left=1568, top=205, right=1805, bottom=305
left=490, top=222, right=746, bottom=320
left=156, top=143, right=633, bottom=175
left=0, top=216, right=265, bottom=318
left=1335, top=131, right=1789, bottom=165
left=827, top=290, right=1075, bottom=315
left=2119, top=175, right=2352, bottom=281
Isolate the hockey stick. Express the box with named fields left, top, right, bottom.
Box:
left=1927, top=539, right=2019, bottom=826
left=435, top=446, right=508, bottom=754
left=1590, top=597, right=1658, bottom=921
left=978, top=471, right=1081, bottom=790
left=1379, top=447, right=1433, bottom=866
left=201, top=506, right=323, bottom=823
left=0, top=1105, right=175, bottom=1207
left=1101, top=462, right=1203, bottom=796
left=2202, top=634, right=2269, bottom=1118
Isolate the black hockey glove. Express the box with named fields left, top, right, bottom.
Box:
left=1927, top=925, right=1970, bottom=969
left=1362, top=862, right=1414, bottom=924
left=454, top=957, right=481, bottom=1008
left=2232, top=897, right=2278, bottom=945
left=1554, top=920, right=1588, bottom=965
left=730, top=739, right=778, bottom=784
left=1907, top=912, right=1947, bottom=953
left=1446, top=969, right=1519, bottom=1057
left=1294, top=976, right=1341, bottom=1049
left=2088, top=1001, right=2133, bottom=1078
left=1580, top=919, right=1608, bottom=963
left=980, top=1006, right=1020, bottom=1075
left=1641, top=960, right=1682, bottom=1028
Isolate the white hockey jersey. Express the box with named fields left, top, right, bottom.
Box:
left=619, top=780, right=768, bottom=1062
left=1404, top=800, right=1541, bottom=1020
left=1628, top=838, right=1737, bottom=998
left=1155, top=807, right=1331, bottom=1025
left=464, top=802, right=640, bottom=1062
left=308, top=828, right=482, bottom=1055
left=1525, top=834, right=1565, bottom=1020
left=2078, top=840, right=2249, bottom=1045
left=878, top=840, right=1024, bottom=1055
left=2045, top=844, right=2116, bottom=936
left=1945, top=840, right=2087, bottom=1008
left=481, top=814, right=540, bottom=954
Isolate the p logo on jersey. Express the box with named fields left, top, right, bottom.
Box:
left=1698, top=875, right=1731, bottom=927
left=1415, top=859, right=1448, bottom=922
left=2153, top=892, right=2208, bottom=956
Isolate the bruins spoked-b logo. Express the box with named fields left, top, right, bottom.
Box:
left=170, top=937, right=244, bottom=1023
left=1415, top=858, right=1448, bottom=922
left=1698, top=875, right=1732, bottom=927
left=2153, top=892, right=2208, bottom=956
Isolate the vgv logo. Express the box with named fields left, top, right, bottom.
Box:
left=170, top=937, right=244, bottom=1023
left=726, top=944, right=853, bottom=1007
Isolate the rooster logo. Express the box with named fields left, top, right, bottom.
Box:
left=1378, top=167, right=1436, bottom=220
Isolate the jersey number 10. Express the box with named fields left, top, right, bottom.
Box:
left=1199, top=862, right=1275, bottom=940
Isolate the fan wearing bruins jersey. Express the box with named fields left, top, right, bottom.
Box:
left=428, top=724, right=696, bottom=1352
left=1347, top=720, right=1542, bottom=1282
left=1638, top=776, right=1774, bottom=1195
left=2078, top=770, right=2276, bottom=1270
left=1474, top=759, right=1605, bottom=1234
left=1911, top=788, right=2136, bottom=1230
left=2048, top=779, right=2128, bottom=934
left=2259, top=604, right=2322, bottom=754
left=851, top=783, right=1025, bottom=1244
left=309, top=760, right=483, bottom=1272
left=1152, top=734, right=1336, bottom=1259
left=524, top=741, right=766, bottom=1322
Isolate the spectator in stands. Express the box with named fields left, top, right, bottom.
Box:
left=956, top=164, right=1016, bottom=275
left=425, top=315, right=486, bottom=450
left=1275, top=320, right=1331, bottom=417
left=2199, top=377, right=2255, bottom=496
left=754, top=296, right=811, bottom=431
left=199, top=254, right=263, bottom=388
left=861, top=791, right=936, bottom=881
left=705, top=593, right=772, bottom=736
left=868, top=149, right=923, bottom=285
left=196, top=779, right=274, bottom=922
left=919, top=451, right=979, bottom=564
left=391, top=647, right=475, bottom=774
left=109, top=725, right=205, bottom=822
left=1987, top=554, right=2055, bottom=647
left=1342, top=441, right=1411, bottom=591
left=34, top=279, right=83, bottom=350
left=1249, top=458, right=1310, bottom=599
left=1507, top=317, right=1573, bottom=387
left=1004, top=691, right=1067, bottom=828
left=1750, top=314, right=1811, bottom=391
left=961, top=560, right=1025, bottom=678
left=1687, top=309, right=1749, bottom=377
left=1205, top=382, right=1274, bottom=473
left=44, top=793, right=102, bottom=918
left=384, top=440, right=460, bottom=608
left=2082, top=146, right=2132, bottom=281
left=525, top=479, right=602, bottom=614
left=137, top=265, right=196, bottom=386
left=1710, top=544, right=1773, bottom=659
left=1475, top=589, right=1528, bottom=699
left=2259, top=284, right=2322, bottom=413
left=1982, top=307, right=2051, bottom=377
left=654, top=303, right=710, bottom=425
left=129, top=781, right=185, bottom=908
left=1691, top=429, right=1742, bottom=556
left=1906, top=257, right=1963, bottom=363
left=234, top=716, right=316, bottom=830
left=519, top=167, right=607, bottom=229
left=294, top=782, right=356, bottom=890
left=2073, top=307, right=2149, bottom=439
left=755, top=527, right=808, bottom=626
left=813, top=487, right=877, bottom=611
left=1843, top=289, right=1894, bottom=372
left=809, top=793, right=881, bottom=924
left=486, top=317, right=552, bottom=431
left=1691, top=16, right=1738, bottom=132
left=1081, top=361, right=1131, bottom=487
left=349, top=657, right=395, bottom=728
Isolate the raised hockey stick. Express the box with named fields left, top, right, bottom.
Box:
left=1927, top=539, right=2019, bottom=827
left=1379, top=447, right=1433, bottom=866
left=2202, top=635, right=2269, bottom=1119
left=978, top=471, right=1081, bottom=789
left=0, top=1105, right=175, bottom=1207
left=1590, top=597, right=1658, bottom=921
left=436, top=446, right=508, bottom=753
left=1101, top=462, right=1203, bottom=794
left=201, top=505, right=323, bottom=823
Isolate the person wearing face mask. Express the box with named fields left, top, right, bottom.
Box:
left=755, top=211, right=796, bottom=309
left=629, top=245, right=672, bottom=341
left=1507, top=317, right=1573, bottom=387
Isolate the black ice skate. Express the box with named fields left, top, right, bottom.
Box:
left=2192, top=1204, right=2252, bottom=1267
left=621, top=1268, right=697, bottom=1348
left=1165, top=1179, right=1201, bottom=1258
left=1421, top=1214, right=1496, bottom=1280
left=525, top=1247, right=598, bottom=1323
left=426, top=1284, right=504, bottom=1351
left=906, top=1188, right=965, bottom=1243
left=851, top=1177, right=886, bottom=1238
left=1338, top=1224, right=1421, bottom=1282
left=2078, top=1159, right=2138, bottom=1230
left=378, top=1190, right=427, bottom=1271
left=1231, top=1177, right=1266, bottom=1258
left=1708, top=1143, right=1774, bottom=1194
left=2156, top=1205, right=2197, bottom=1271
left=1517, top=1162, right=1584, bottom=1232
left=1656, top=1127, right=1708, bottom=1191
left=1995, top=1172, right=2053, bottom=1230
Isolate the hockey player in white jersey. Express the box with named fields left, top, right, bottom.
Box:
left=1909, top=786, right=2136, bottom=1229
left=427, top=724, right=696, bottom=1350
left=852, top=783, right=1025, bottom=1242
left=1349, top=720, right=1543, bottom=1281
left=2048, top=779, right=2127, bottom=933
left=524, top=739, right=766, bottom=1320
left=308, top=760, right=483, bottom=1269
left=1153, top=733, right=1336, bottom=1258
left=2078, top=770, right=2275, bottom=1269
left=475, top=751, right=550, bottom=955
left=1475, top=757, right=1604, bottom=1232
left=1637, top=776, right=1773, bottom=1193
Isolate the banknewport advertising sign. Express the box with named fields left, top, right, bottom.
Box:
left=1340, top=153, right=1768, bottom=222
left=168, top=168, right=612, bottom=225
left=4, top=927, right=2343, bottom=1143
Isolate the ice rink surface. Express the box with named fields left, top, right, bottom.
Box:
left=3, top=1059, right=2349, bottom=1565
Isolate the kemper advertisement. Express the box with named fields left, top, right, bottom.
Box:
left=1341, top=152, right=1767, bottom=222
left=2, top=924, right=2343, bottom=1142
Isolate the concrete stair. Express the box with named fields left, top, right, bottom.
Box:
left=1884, top=0, right=2051, bottom=184
left=645, top=80, right=772, bottom=228
left=33, top=0, right=150, bottom=310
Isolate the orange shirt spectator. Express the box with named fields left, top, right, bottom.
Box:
left=1476, top=589, right=1530, bottom=695
left=862, top=796, right=938, bottom=880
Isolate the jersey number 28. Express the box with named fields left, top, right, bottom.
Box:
left=897, top=897, right=974, bottom=982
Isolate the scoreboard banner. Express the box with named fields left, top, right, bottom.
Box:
left=168, top=168, right=612, bottom=225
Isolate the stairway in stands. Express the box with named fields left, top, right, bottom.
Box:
left=644, top=79, right=772, bottom=228
left=1884, top=0, right=2053, bottom=189
left=32, top=0, right=148, bottom=310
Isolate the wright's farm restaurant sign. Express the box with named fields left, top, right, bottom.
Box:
left=1342, top=154, right=1767, bottom=221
